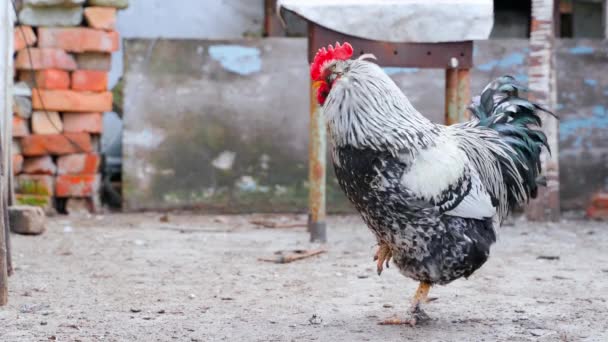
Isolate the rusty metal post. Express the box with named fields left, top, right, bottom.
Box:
left=445, top=68, right=459, bottom=125
left=264, top=0, right=285, bottom=37
left=308, top=79, right=327, bottom=242
left=456, top=69, right=471, bottom=122
left=526, top=0, right=560, bottom=221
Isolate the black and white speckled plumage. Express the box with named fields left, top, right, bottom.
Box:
left=321, top=58, right=551, bottom=285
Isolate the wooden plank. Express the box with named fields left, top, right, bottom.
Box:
left=526, top=0, right=561, bottom=221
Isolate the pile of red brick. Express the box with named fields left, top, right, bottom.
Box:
left=587, top=193, right=608, bottom=220
left=12, top=1, right=126, bottom=213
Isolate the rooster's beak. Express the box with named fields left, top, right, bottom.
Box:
left=312, top=80, right=324, bottom=90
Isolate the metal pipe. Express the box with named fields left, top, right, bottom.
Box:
left=308, top=79, right=327, bottom=243
left=456, top=68, right=471, bottom=122
left=445, top=68, right=459, bottom=125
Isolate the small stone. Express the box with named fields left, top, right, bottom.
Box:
left=88, top=0, right=128, bottom=9
left=9, top=205, right=46, bottom=235
left=13, top=96, right=32, bottom=119
left=19, top=6, right=84, bottom=27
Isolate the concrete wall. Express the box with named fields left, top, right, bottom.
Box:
left=122, top=38, right=608, bottom=212
left=110, top=0, right=264, bottom=88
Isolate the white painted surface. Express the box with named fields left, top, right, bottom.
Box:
left=278, top=0, right=494, bottom=43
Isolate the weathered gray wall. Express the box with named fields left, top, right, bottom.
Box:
left=123, top=38, right=608, bottom=212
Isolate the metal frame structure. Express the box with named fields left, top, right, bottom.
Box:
left=267, top=3, right=473, bottom=242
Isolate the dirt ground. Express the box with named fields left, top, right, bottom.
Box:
left=0, top=213, right=606, bottom=342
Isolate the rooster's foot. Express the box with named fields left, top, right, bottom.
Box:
left=373, top=243, right=392, bottom=275
left=378, top=304, right=431, bottom=326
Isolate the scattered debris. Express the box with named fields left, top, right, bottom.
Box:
left=20, top=303, right=50, bottom=314
left=157, top=309, right=166, bottom=314
left=308, top=314, right=323, bottom=325
left=130, top=308, right=142, bottom=313
left=188, top=294, right=196, bottom=299
left=258, top=249, right=326, bottom=264
left=220, top=297, right=234, bottom=301
left=383, top=304, right=393, bottom=308
left=249, top=219, right=306, bottom=229
left=357, top=275, right=369, bottom=279
left=537, top=255, right=560, bottom=261
left=159, top=214, right=170, bottom=223
left=59, top=323, right=80, bottom=330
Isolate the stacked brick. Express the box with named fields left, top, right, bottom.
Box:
left=12, top=0, right=127, bottom=213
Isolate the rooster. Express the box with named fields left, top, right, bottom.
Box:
left=311, top=42, right=554, bottom=325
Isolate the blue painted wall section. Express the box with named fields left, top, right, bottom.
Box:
left=208, top=45, right=262, bottom=75
left=560, top=106, right=608, bottom=148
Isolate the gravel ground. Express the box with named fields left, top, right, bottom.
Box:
left=0, top=213, right=606, bottom=341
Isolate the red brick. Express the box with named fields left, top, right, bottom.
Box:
left=38, top=28, right=119, bottom=53
left=16, top=175, right=54, bottom=196
left=57, top=153, right=100, bottom=175
left=15, top=48, right=77, bottom=71
left=590, top=193, right=608, bottom=209
left=84, top=7, right=117, bottom=30
left=56, top=174, right=100, bottom=197
left=13, top=154, right=24, bottom=175
left=63, top=112, right=103, bottom=133
left=32, top=89, right=113, bottom=112
left=587, top=207, right=608, bottom=220
left=71, top=70, right=108, bottom=91
left=19, top=69, right=70, bottom=90
left=21, top=133, right=92, bottom=156
left=31, top=111, right=63, bottom=134
left=14, top=25, right=37, bottom=51
left=23, top=156, right=57, bottom=175
left=13, top=116, right=30, bottom=137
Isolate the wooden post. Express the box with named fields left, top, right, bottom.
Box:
left=526, top=0, right=560, bottom=221
left=0, top=0, right=14, bottom=305
left=264, top=0, right=285, bottom=37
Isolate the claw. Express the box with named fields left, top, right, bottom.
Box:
left=374, top=243, right=392, bottom=276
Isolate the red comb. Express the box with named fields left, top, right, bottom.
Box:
left=310, top=42, right=354, bottom=80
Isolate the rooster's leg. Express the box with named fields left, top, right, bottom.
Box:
left=379, top=282, right=432, bottom=326
left=373, top=243, right=392, bottom=275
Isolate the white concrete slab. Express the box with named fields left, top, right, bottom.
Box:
left=278, top=0, right=494, bottom=43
